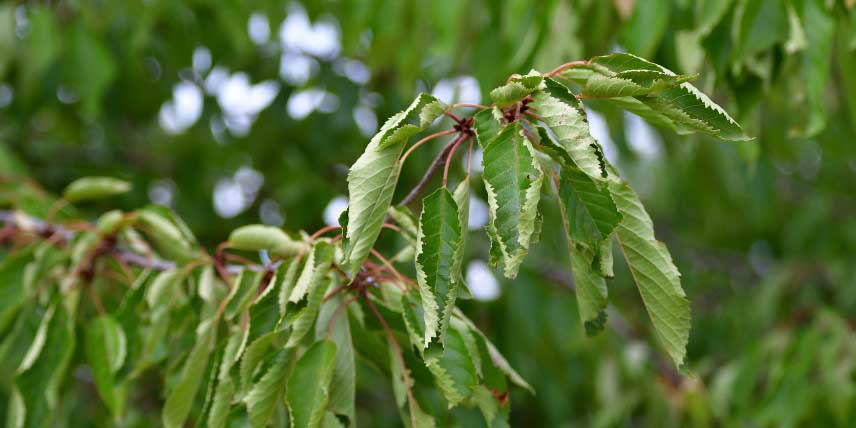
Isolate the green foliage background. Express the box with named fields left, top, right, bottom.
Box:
left=1, top=0, right=856, bottom=426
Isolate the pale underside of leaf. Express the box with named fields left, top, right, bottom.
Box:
left=530, top=78, right=608, bottom=179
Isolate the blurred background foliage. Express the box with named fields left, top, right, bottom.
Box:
left=1, top=0, right=856, bottom=426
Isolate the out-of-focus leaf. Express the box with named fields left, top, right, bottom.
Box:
left=62, top=177, right=130, bottom=203
left=620, top=0, right=670, bottom=57
left=85, top=315, right=128, bottom=418
left=228, top=224, right=305, bottom=257
left=287, top=339, right=338, bottom=428
left=10, top=303, right=75, bottom=428
left=162, top=318, right=216, bottom=428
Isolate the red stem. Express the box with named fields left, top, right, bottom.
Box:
left=442, top=134, right=469, bottom=188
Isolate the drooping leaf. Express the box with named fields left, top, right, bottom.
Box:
left=315, top=293, right=357, bottom=425
left=162, top=318, right=216, bottom=428
left=136, top=208, right=196, bottom=262
left=452, top=179, right=470, bottom=290
left=794, top=0, right=834, bottom=136
left=610, top=178, right=690, bottom=367
left=375, top=93, right=448, bottom=149
left=415, top=187, right=462, bottom=348
left=224, top=269, right=264, bottom=321
left=290, top=241, right=334, bottom=303
left=0, top=246, right=36, bottom=333
left=287, top=339, right=338, bottom=428
left=228, top=224, right=305, bottom=257
left=480, top=122, right=543, bottom=278
left=206, top=327, right=248, bottom=428
left=10, top=303, right=75, bottom=428
left=424, top=321, right=479, bottom=407
left=245, top=347, right=295, bottom=428
left=287, top=274, right=333, bottom=348
left=454, top=310, right=533, bottom=393
left=278, top=256, right=303, bottom=316
left=341, top=132, right=406, bottom=276
left=84, top=315, right=128, bottom=418
left=62, top=176, right=130, bottom=203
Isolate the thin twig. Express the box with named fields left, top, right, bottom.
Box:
left=450, top=103, right=489, bottom=110
left=443, top=111, right=464, bottom=124
left=326, top=294, right=360, bottom=337
left=398, top=138, right=458, bottom=206
left=545, top=60, right=590, bottom=77
left=399, top=129, right=457, bottom=167
left=442, top=134, right=470, bottom=188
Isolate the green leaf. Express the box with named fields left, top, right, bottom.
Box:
left=489, top=71, right=544, bottom=108
left=162, top=318, right=216, bottom=428
left=620, top=0, right=670, bottom=57
left=415, top=187, right=462, bottom=348
left=206, top=327, right=247, bottom=428
left=584, top=53, right=750, bottom=141
left=537, top=126, right=622, bottom=246
left=794, top=0, right=834, bottom=136
left=454, top=310, right=533, bottom=393
left=10, top=303, right=75, bottom=428
left=341, top=129, right=406, bottom=276
left=610, top=179, right=690, bottom=367
left=245, top=348, right=295, bottom=428
left=452, top=179, right=470, bottom=290
left=145, top=269, right=185, bottom=309
left=575, top=67, right=697, bottom=99
left=224, top=269, right=263, bottom=321
left=424, top=321, right=479, bottom=407
left=62, top=176, right=130, bottom=203
left=287, top=274, right=333, bottom=348
left=376, top=93, right=448, bottom=149
left=278, top=256, right=303, bottom=316
left=136, top=209, right=196, bottom=262
left=315, top=294, right=356, bottom=425
left=287, top=339, right=338, bottom=428
left=290, top=241, right=334, bottom=303
left=84, top=315, right=128, bottom=418
left=530, top=78, right=608, bottom=179
left=473, top=108, right=503, bottom=148
left=539, top=123, right=620, bottom=334
left=228, top=224, right=305, bottom=257
left=480, top=122, right=543, bottom=278
left=388, top=205, right=419, bottom=239
left=734, top=0, right=788, bottom=60
left=0, top=246, right=36, bottom=333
